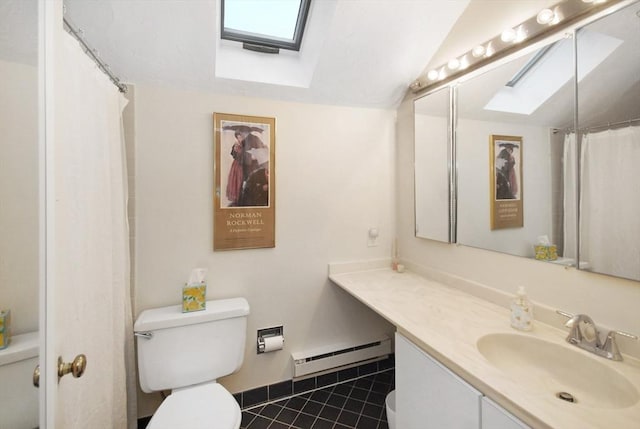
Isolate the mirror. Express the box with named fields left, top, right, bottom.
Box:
left=414, top=0, right=640, bottom=282
left=455, top=35, right=575, bottom=263
left=576, top=2, right=640, bottom=281
left=0, top=0, right=41, bottom=427
left=414, top=87, right=451, bottom=243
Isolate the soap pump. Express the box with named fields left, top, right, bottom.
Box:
left=510, top=286, right=533, bottom=331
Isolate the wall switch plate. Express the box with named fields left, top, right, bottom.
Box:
left=367, top=228, right=379, bottom=247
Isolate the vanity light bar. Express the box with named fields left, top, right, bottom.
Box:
left=410, top=0, right=626, bottom=94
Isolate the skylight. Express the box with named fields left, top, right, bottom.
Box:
left=484, top=29, right=622, bottom=115
left=221, top=0, right=311, bottom=52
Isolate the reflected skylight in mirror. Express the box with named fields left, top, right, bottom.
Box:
left=221, top=0, right=311, bottom=51
left=484, top=29, right=622, bottom=115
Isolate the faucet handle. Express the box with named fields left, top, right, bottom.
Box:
left=608, top=330, right=638, bottom=341
left=602, top=330, right=638, bottom=361
left=556, top=310, right=574, bottom=327
left=556, top=310, right=574, bottom=319
left=556, top=310, right=578, bottom=329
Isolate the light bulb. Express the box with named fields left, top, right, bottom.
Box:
left=501, top=28, right=516, bottom=43
left=427, top=70, right=439, bottom=81
left=537, top=9, right=555, bottom=24
left=485, top=42, right=495, bottom=57
left=459, top=55, right=470, bottom=70
left=515, top=25, right=527, bottom=43
left=551, top=8, right=563, bottom=24
left=472, top=45, right=486, bottom=58
left=448, top=58, right=460, bottom=70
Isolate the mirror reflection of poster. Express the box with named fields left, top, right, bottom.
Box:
left=214, top=113, right=276, bottom=250
left=490, top=135, right=523, bottom=230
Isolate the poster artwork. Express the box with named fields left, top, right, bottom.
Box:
left=490, top=135, right=523, bottom=230
left=214, top=113, right=276, bottom=250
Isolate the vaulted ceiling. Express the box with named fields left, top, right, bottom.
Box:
left=62, top=0, right=470, bottom=108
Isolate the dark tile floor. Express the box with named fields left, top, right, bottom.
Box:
left=241, top=369, right=394, bottom=429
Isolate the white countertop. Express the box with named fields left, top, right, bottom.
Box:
left=329, top=266, right=640, bottom=429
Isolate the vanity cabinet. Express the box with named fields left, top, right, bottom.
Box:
left=396, top=333, right=482, bottom=428
left=481, top=397, right=529, bottom=429
left=396, top=333, right=531, bottom=429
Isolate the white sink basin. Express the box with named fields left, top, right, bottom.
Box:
left=477, top=333, right=639, bottom=409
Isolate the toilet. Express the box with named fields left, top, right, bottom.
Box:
left=134, top=297, right=250, bottom=429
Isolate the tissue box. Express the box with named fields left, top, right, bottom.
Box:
left=0, top=310, right=11, bottom=349
left=534, top=244, right=558, bottom=261
left=182, top=283, right=206, bottom=313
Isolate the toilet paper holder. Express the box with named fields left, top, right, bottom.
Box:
left=257, top=326, right=284, bottom=354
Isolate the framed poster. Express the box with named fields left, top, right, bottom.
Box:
left=490, top=134, right=523, bottom=230
left=213, top=113, right=276, bottom=250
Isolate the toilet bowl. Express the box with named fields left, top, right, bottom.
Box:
left=134, top=298, right=250, bottom=429
left=147, top=383, right=241, bottom=429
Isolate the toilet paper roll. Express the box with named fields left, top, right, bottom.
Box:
left=262, top=335, right=284, bottom=353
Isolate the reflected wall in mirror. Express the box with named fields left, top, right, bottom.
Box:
left=0, top=0, right=41, bottom=427
left=576, top=2, right=640, bottom=281
left=414, top=87, right=451, bottom=242
left=456, top=34, right=574, bottom=264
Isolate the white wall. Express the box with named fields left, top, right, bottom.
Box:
left=133, top=85, right=396, bottom=407
left=457, top=118, right=552, bottom=257
left=0, top=59, right=39, bottom=335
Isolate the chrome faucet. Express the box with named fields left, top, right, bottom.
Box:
left=556, top=310, right=637, bottom=361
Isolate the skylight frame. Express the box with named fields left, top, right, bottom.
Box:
left=220, top=0, right=312, bottom=52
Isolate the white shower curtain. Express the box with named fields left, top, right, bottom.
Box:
left=563, top=133, right=578, bottom=261
left=55, top=29, right=134, bottom=428
left=580, top=126, right=640, bottom=280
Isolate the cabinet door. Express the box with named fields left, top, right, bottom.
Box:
left=481, top=397, right=530, bottom=429
left=396, top=333, right=482, bottom=429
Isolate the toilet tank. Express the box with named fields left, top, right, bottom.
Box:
left=135, top=298, right=249, bottom=393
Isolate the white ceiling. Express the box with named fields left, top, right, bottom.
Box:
left=61, top=0, right=470, bottom=109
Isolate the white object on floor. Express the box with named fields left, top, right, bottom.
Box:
left=386, top=390, right=396, bottom=429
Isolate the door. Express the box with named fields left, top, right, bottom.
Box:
left=42, top=1, right=130, bottom=427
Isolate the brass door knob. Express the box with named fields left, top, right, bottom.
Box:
left=33, top=364, right=40, bottom=388
left=58, top=354, right=87, bottom=381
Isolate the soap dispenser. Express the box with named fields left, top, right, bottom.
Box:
left=510, top=286, right=533, bottom=331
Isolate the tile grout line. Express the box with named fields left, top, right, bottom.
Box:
left=354, top=379, right=375, bottom=428
left=310, top=387, right=340, bottom=429
left=242, top=369, right=394, bottom=429
left=334, top=381, right=355, bottom=428
left=241, top=368, right=394, bottom=412
left=322, top=378, right=389, bottom=429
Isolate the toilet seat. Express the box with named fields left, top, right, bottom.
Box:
left=146, top=382, right=241, bottom=429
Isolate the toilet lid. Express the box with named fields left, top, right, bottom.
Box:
left=146, top=383, right=241, bottom=429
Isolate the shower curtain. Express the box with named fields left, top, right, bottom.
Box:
left=580, top=126, right=640, bottom=280
left=55, top=28, right=134, bottom=428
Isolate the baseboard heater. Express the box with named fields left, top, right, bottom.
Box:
left=292, top=335, right=392, bottom=379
